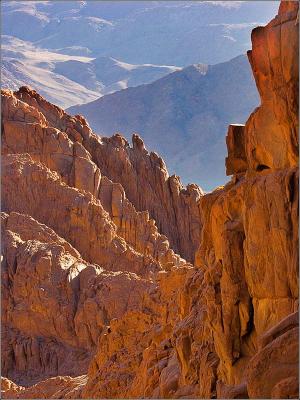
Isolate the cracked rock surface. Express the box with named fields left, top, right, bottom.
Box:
left=1, top=1, right=298, bottom=398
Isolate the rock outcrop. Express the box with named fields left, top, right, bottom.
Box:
left=1, top=1, right=298, bottom=399
left=1, top=81, right=198, bottom=391
left=2, top=85, right=202, bottom=264
left=193, top=2, right=298, bottom=397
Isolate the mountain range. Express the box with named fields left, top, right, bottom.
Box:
left=68, top=54, right=259, bottom=190
left=1, top=0, right=278, bottom=189
left=2, top=35, right=179, bottom=108
left=2, top=1, right=279, bottom=65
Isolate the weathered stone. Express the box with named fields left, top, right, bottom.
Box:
left=245, top=2, right=299, bottom=171
left=246, top=323, right=298, bottom=399
left=0, top=1, right=298, bottom=399
left=225, top=124, right=247, bottom=175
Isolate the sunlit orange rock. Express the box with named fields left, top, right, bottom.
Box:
left=1, top=1, right=298, bottom=399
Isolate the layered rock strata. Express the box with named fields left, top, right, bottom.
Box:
left=1, top=1, right=298, bottom=399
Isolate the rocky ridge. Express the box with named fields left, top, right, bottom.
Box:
left=1, top=1, right=299, bottom=399
left=1, top=84, right=199, bottom=394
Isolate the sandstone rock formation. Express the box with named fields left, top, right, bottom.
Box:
left=2, top=85, right=202, bottom=264
left=1, top=80, right=198, bottom=396
left=1, top=1, right=298, bottom=399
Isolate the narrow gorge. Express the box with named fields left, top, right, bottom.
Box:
left=1, top=1, right=299, bottom=399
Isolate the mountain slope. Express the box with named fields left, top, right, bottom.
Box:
left=1, top=35, right=179, bottom=108
left=1, top=59, right=101, bottom=109
left=53, top=56, right=180, bottom=93
left=2, top=1, right=279, bottom=65
left=68, top=54, right=259, bottom=190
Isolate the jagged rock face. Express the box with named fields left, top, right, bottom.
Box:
left=1, top=211, right=157, bottom=386
left=82, top=133, right=203, bottom=263
left=1, top=84, right=195, bottom=394
left=192, top=2, right=299, bottom=397
left=195, top=166, right=298, bottom=393
left=1, top=1, right=298, bottom=399
left=1, top=88, right=192, bottom=272
left=82, top=2, right=298, bottom=398
left=245, top=1, right=299, bottom=172
left=1, top=375, right=87, bottom=399
left=2, top=86, right=203, bottom=263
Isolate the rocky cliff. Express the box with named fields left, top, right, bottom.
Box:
left=1, top=82, right=200, bottom=397
left=1, top=1, right=298, bottom=399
